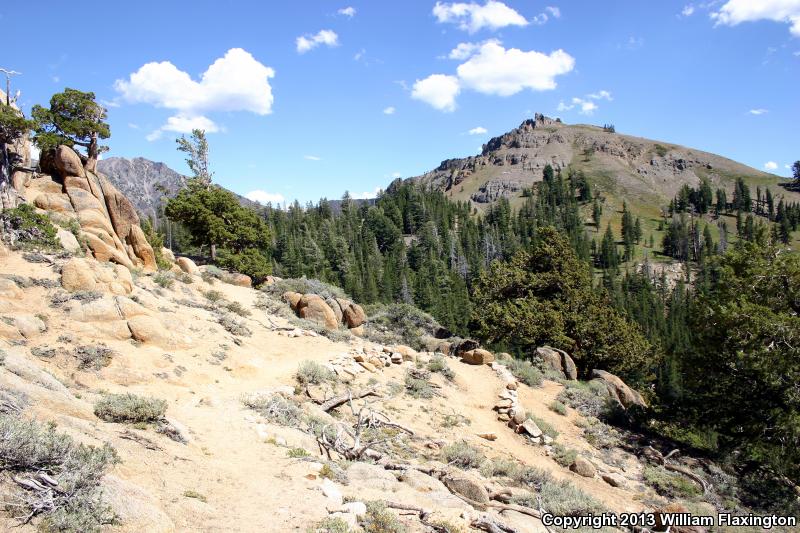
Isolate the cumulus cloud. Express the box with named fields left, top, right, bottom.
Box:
left=296, top=30, right=339, bottom=53
left=557, top=90, right=612, bottom=115
left=304, top=155, right=321, bottom=161
left=245, top=190, right=286, bottom=205
left=749, top=108, right=769, bottom=115
left=352, top=187, right=383, bottom=199
left=765, top=161, right=779, bottom=170
left=433, top=1, right=528, bottom=33
left=115, top=48, right=274, bottom=140
left=682, top=4, right=695, bottom=16
left=416, top=41, right=574, bottom=110
left=468, top=126, right=488, bottom=134
left=412, top=74, right=461, bottom=112
left=338, top=6, right=356, bottom=17
left=712, top=0, right=800, bottom=36
left=383, top=106, right=396, bottom=115
left=456, top=41, right=575, bottom=96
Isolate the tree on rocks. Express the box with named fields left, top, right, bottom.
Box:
left=0, top=102, right=34, bottom=202
left=31, top=88, right=110, bottom=172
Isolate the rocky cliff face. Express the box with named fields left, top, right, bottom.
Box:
left=97, top=157, right=187, bottom=221
left=411, top=113, right=779, bottom=208
left=14, top=146, right=157, bottom=271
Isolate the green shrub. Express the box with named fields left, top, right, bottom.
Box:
left=204, top=290, right=224, bottom=303
left=0, top=203, right=58, bottom=248
left=480, top=457, right=519, bottom=478
left=643, top=465, right=701, bottom=498
left=224, top=301, right=252, bottom=317
left=551, top=443, right=578, bottom=467
left=153, top=271, right=174, bottom=289
left=265, top=277, right=347, bottom=301
left=0, top=414, right=118, bottom=531
left=505, top=358, right=543, bottom=387
left=427, top=355, right=455, bottom=381
left=93, top=393, right=167, bottom=423
left=241, top=392, right=304, bottom=427
left=296, top=360, right=336, bottom=385
left=308, top=516, right=353, bottom=533
left=441, top=440, right=484, bottom=469
left=361, top=501, right=407, bottom=533
left=512, top=465, right=553, bottom=490
left=218, top=313, right=252, bottom=337
left=183, top=489, right=207, bottom=502
left=404, top=368, right=435, bottom=399
left=540, top=479, right=605, bottom=515
left=527, top=413, right=558, bottom=439
left=556, top=380, right=611, bottom=418
left=287, top=447, right=310, bottom=458
left=548, top=400, right=567, bottom=415
left=176, top=272, right=194, bottom=284
left=361, top=302, right=443, bottom=351
left=215, top=248, right=271, bottom=286
left=75, top=344, right=115, bottom=370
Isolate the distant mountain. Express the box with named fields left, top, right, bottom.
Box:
left=97, top=157, right=258, bottom=220
left=410, top=113, right=789, bottom=210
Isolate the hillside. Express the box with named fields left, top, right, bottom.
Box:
left=411, top=113, right=788, bottom=210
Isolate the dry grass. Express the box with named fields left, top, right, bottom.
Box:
left=93, top=393, right=167, bottom=424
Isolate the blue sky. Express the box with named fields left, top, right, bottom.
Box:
left=4, top=1, right=799, bottom=204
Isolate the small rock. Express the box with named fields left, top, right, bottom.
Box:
left=476, top=432, right=497, bottom=441
left=506, top=381, right=517, bottom=391
left=602, top=473, right=626, bottom=488
left=570, top=456, right=596, bottom=478
left=341, top=501, right=367, bottom=517
left=358, top=361, right=377, bottom=373
left=521, top=419, right=542, bottom=438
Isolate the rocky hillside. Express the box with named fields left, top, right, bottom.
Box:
left=411, top=113, right=786, bottom=211
left=97, top=157, right=258, bottom=220
left=1, top=235, right=784, bottom=531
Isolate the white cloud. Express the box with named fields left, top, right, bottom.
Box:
left=304, top=155, right=321, bottom=161
left=354, top=49, right=366, bottom=61
left=146, top=115, right=219, bottom=142
left=682, top=4, right=695, bottom=16
left=338, top=6, right=356, bottom=17
left=749, top=108, right=769, bottom=115
left=245, top=190, right=286, bottom=205
left=115, top=48, right=274, bottom=140
left=546, top=6, right=561, bottom=18
left=433, top=1, right=528, bottom=33
left=383, top=106, right=396, bottom=115
left=296, top=30, right=339, bottom=53
left=456, top=41, right=575, bottom=96
left=411, top=74, right=461, bottom=112
left=449, top=42, right=480, bottom=60
left=765, top=161, right=779, bottom=170
left=127, top=123, right=140, bottom=130
left=712, top=0, right=800, bottom=36
left=468, top=126, right=488, bottom=135
left=352, top=187, right=383, bottom=199
left=587, top=90, right=612, bottom=100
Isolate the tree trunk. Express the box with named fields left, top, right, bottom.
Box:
left=85, top=132, right=98, bottom=173
left=211, top=243, right=217, bottom=261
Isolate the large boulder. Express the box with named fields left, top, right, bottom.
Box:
left=282, top=291, right=302, bottom=310
left=297, top=294, right=338, bottom=330
left=0, top=279, right=23, bottom=300
left=176, top=257, right=199, bottom=276
left=535, top=346, right=577, bottom=380
left=223, top=272, right=252, bottom=288
left=590, top=369, right=647, bottom=409
left=336, top=298, right=366, bottom=328
left=461, top=348, right=494, bottom=365
left=55, top=145, right=86, bottom=178
left=61, top=257, right=133, bottom=295
left=443, top=472, right=489, bottom=504
left=56, top=229, right=81, bottom=253
left=127, top=315, right=192, bottom=349
left=570, top=456, right=596, bottom=478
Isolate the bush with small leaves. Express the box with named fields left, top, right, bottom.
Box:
left=427, top=355, right=455, bottom=381
left=441, top=440, right=484, bottom=469
left=308, top=516, right=353, bottom=533
left=241, top=392, right=304, bottom=427
left=404, top=368, right=435, bottom=399
left=556, top=380, right=611, bottom=418
left=512, top=465, right=553, bottom=490
left=204, top=290, right=224, bottom=303
left=480, top=457, right=519, bottom=479
left=224, top=301, right=252, bottom=317
left=296, top=360, right=336, bottom=385
left=643, top=465, right=701, bottom=498
left=0, top=414, right=118, bottom=531
left=540, top=479, right=605, bottom=515
left=505, top=358, right=543, bottom=387
left=176, top=272, right=194, bottom=284
left=93, top=393, right=167, bottom=424
left=548, top=400, right=567, bottom=416
left=183, top=490, right=207, bottom=502
left=218, top=314, right=252, bottom=337
left=287, top=447, right=310, bottom=458
left=551, top=443, right=578, bottom=467
left=153, top=272, right=174, bottom=289
left=361, top=501, right=407, bottom=533
left=75, top=344, right=116, bottom=370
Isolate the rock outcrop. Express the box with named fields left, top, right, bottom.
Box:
left=591, top=369, right=647, bottom=409
left=14, top=145, right=157, bottom=271
left=283, top=291, right=367, bottom=332
left=534, top=345, right=577, bottom=380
